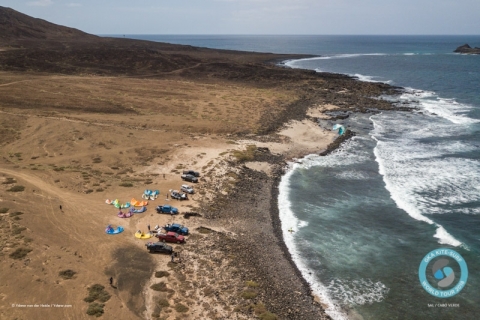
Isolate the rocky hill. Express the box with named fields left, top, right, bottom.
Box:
left=0, top=6, right=96, bottom=42
left=454, top=44, right=480, bottom=54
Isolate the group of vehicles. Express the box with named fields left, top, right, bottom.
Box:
left=170, top=170, right=198, bottom=200
left=146, top=170, right=200, bottom=254
left=145, top=223, right=189, bottom=253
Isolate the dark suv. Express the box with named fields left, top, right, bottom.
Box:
left=181, top=174, right=198, bottom=183
left=146, top=242, right=173, bottom=254
left=183, top=170, right=200, bottom=177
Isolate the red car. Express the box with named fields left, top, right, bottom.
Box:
left=156, top=231, right=185, bottom=244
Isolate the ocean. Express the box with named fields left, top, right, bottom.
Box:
left=107, top=35, right=480, bottom=319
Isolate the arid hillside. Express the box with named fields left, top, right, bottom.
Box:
left=0, top=6, right=95, bottom=42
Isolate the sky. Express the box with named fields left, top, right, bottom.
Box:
left=2, top=0, right=480, bottom=35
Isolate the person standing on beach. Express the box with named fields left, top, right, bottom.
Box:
left=109, top=277, right=113, bottom=286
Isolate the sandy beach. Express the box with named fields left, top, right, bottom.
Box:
left=0, top=7, right=402, bottom=320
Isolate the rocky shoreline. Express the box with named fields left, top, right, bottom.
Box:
left=194, top=71, right=406, bottom=319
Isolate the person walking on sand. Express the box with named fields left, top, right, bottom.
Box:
left=147, top=224, right=151, bottom=232
left=59, top=205, right=62, bottom=211
left=109, top=277, right=113, bottom=286
left=171, top=252, right=175, bottom=263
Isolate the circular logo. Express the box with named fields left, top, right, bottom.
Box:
left=419, top=248, right=468, bottom=298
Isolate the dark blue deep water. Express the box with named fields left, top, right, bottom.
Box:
left=107, top=35, right=480, bottom=319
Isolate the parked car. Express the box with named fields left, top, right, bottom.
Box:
left=171, top=190, right=188, bottom=200
left=156, top=205, right=179, bottom=215
left=156, top=231, right=185, bottom=244
left=180, top=184, right=194, bottom=194
left=145, top=242, right=173, bottom=254
left=163, top=223, right=189, bottom=235
left=181, top=174, right=198, bottom=183
left=183, top=170, right=200, bottom=177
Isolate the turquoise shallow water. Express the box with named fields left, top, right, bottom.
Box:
left=107, top=35, right=480, bottom=319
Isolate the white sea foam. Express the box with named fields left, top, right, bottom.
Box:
left=335, top=170, right=370, bottom=180
left=300, top=137, right=370, bottom=169
left=326, top=278, right=390, bottom=306
left=369, top=107, right=480, bottom=247
left=278, top=163, right=349, bottom=320
left=402, top=87, right=436, bottom=99
left=399, top=88, right=479, bottom=125
left=284, top=53, right=388, bottom=68
left=350, top=73, right=393, bottom=84
left=372, top=139, right=463, bottom=246
left=284, top=56, right=393, bottom=84
left=434, top=226, right=463, bottom=247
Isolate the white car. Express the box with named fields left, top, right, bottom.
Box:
left=180, top=184, right=194, bottom=194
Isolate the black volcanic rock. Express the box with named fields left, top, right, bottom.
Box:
left=454, top=44, right=480, bottom=54
left=0, top=6, right=96, bottom=42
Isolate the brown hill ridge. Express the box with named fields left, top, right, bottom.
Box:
left=0, top=6, right=96, bottom=42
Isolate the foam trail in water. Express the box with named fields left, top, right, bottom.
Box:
left=279, top=163, right=348, bottom=320
left=350, top=73, right=392, bottom=84
left=284, top=53, right=388, bottom=68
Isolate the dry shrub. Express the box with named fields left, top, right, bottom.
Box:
left=167, top=261, right=179, bottom=270
left=155, top=271, right=170, bottom=278
left=7, top=185, right=25, bottom=192
left=9, top=247, right=32, bottom=259
left=174, top=303, right=189, bottom=313
left=0, top=208, right=9, bottom=213
left=12, top=226, right=26, bottom=235
left=156, top=298, right=169, bottom=310
left=246, top=280, right=259, bottom=288
left=2, top=177, right=16, bottom=184
left=241, top=289, right=258, bottom=299
left=253, top=303, right=267, bottom=315
left=203, top=286, right=214, bottom=297
left=232, top=144, right=257, bottom=162
left=197, top=227, right=213, bottom=234
left=86, top=302, right=105, bottom=317
left=150, top=282, right=167, bottom=291
left=59, top=269, right=77, bottom=280
left=10, top=211, right=23, bottom=217
left=119, top=182, right=133, bottom=187
left=84, top=284, right=111, bottom=303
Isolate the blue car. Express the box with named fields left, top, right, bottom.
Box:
left=156, top=205, right=179, bottom=215
left=163, top=223, right=189, bottom=235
